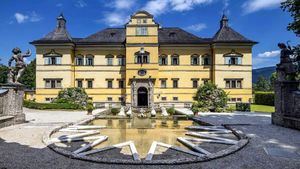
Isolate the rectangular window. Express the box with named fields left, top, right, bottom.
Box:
left=87, top=80, right=93, bottom=88
left=136, top=27, right=148, bottom=35
left=225, top=57, right=242, bottom=65
left=161, top=79, right=167, bottom=88
left=77, top=80, right=83, bottom=88
left=45, top=98, right=54, bottom=102
left=119, top=97, right=124, bottom=102
left=161, top=97, right=167, bottom=101
left=86, top=57, right=94, bottom=66
left=118, top=57, right=125, bottom=66
left=107, top=97, right=112, bottom=101
left=45, top=79, right=62, bottom=89
left=225, top=79, right=242, bottom=89
left=137, top=19, right=141, bottom=24
left=171, top=57, right=179, bottom=65
left=118, top=80, right=124, bottom=89
left=107, top=58, right=113, bottom=66
left=173, top=79, right=178, bottom=88
left=107, top=80, right=113, bottom=88
left=159, top=57, right=168, bottom=65
left=173, top=97, right=178, bottom=101
left=203, top=79, right=210, bottom=84
left=193, top=80, right=198, bottom=88
left=44, top=57, right=61, bottom=65
left=143, top=19, right=147, bottom=23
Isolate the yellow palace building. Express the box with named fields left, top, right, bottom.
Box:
left=31, top=11, right=257, bottom=108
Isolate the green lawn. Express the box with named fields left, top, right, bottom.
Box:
left=251, top=104, right=275, bottom=113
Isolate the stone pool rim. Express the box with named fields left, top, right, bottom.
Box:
left=43, top=111, right=249, bottom=165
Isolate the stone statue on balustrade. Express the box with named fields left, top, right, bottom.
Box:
left=7, top=47, right=31, bottom=84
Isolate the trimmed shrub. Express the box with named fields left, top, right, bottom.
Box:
left=23, top=100, right=81, bottom=110
left=192, top=82, right=228, bottom=112
left=167, top=107, right=175, bottom=115
left=254, top=92, right=275, bottom=106
left=53, top=88, right=89, bottom=109
left=111, top=108, right=120, bottom=115
left=236, top=103, right=251, bottom=112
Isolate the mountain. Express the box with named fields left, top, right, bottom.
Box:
left=252, top=66, right=276, bottom=83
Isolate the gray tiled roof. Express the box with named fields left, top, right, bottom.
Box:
left=77, top=28, right=126, bottom=44
left=213, top=15, right=256, bottom=43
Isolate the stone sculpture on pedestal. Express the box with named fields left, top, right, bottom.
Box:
left=272, top=42, right=300, bottom=130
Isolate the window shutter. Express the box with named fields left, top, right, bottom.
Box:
left=45, top=57, right=51, bottom=65
left=159, top=57, right=162, bottom=65
left=56, top=57, right=62, bottom=64
left=238, top=57, right=242, bottom=65
left=225, top=57, right=230, bottom=64
left=147, top=55, right=150, bottom=63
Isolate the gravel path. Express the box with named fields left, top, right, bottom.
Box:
left=0, top=110, right=299, bottom=169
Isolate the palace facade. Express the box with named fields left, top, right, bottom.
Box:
left=31, top=11, right=257, bottom=108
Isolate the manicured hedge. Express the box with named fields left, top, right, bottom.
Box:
left=167, top=107, right=175, bottom=115
left=23, top=100, right=81, bottom=110
left=236, top=103, right=251, bottom=112
left=254, top=92, right=275, bottom=106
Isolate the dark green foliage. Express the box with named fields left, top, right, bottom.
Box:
left=236, top=103, right=251, bottom=112
left=192, top=82, right=228, bottom=112
left=270, top=72, right=277, bottom=90
left=19, top=59, right=36, bottom=88
left=0, top=65, right=8, bottom=84
left=254, top=92, right=275, bottom=106
left=86, top=100, right=94, bottom=111
left=53, top=88, right=89, bottom=109
left=167, top=107, right=175, bottom=115
left=281, top=0, right=300, bottom=36
left=23, top=100, right=81, bottom=110
left=111, top=108, right=120, bottom=115
left=254, top=76, right=271, bottom=91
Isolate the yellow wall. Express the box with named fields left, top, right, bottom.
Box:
left=33, top=11, right=254, bottom=106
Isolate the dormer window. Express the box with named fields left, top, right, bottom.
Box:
left=110, top=32, right=116, bottom=37
left=137, top=19, right=141, bottom=24
left=143, top=19, right=147, bottom=23
left=169, top=32, right=176, bottom=37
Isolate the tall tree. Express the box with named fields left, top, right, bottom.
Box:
left=0, top=64, right=8, bottom=84
left=19, top=59, right=36, bottom=88
left=254, top=76, right=271, bottom=91
left=281, top=0, right=300, bottom=36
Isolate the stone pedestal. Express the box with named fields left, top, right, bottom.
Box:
left=272, top=81, right=300, bottom=130
left=0, top=83, right=26, bottom=128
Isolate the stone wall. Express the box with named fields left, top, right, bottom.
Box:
left=272, top=81, right=300, bottom=130
left=0, top=84, right=25, bottom=128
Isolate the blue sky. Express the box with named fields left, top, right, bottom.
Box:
left=0, top=0, right=298, bottom=68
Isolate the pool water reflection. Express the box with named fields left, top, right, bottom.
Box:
left=89, top=117, right=197, bottom=158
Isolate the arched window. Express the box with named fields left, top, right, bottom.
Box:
left=86, top=54, right=94, bottom=66
left=191, top=54, right=200, bottom=65
left=171, top=54, right=179, bottom=65
left=117, top=55, right=125, bottom=66
left=224, top=50, right=243, bottom=65
left=106, top=54, right=114, bottom=66
left=75, top=54, right=84, bottom=66
left=135, top=50, right=149, bottom=64
left=159, top=54, right=168, bottom=65
left=202, top=54, right=211, bottom=66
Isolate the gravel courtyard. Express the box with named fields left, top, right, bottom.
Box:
left=0, top=109, right=299, bottom=169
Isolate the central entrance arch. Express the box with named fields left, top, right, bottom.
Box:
left=137, top=87, right=148, bottom=107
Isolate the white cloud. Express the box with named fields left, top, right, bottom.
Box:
left=14, top=12, right=42, bottom=24
left=143, top=0, right=214, bottom=16
left=112, top=0, right=136, bottom=10
left=101, top=12, right=129, bottom=27
left=143, top=0, right=170, bottom=16
left=242, top=0, right=284, bottom=14
left=75, top=0, right=87, bottom=8
left=186, top=23, right=207, bottom=32
left=258, top=50, right=280, bottom=58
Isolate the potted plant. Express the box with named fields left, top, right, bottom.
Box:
left=86, top=100, right=94, bottom=115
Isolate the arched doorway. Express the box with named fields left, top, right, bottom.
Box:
left=137, top=87, right=148, bottom=107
